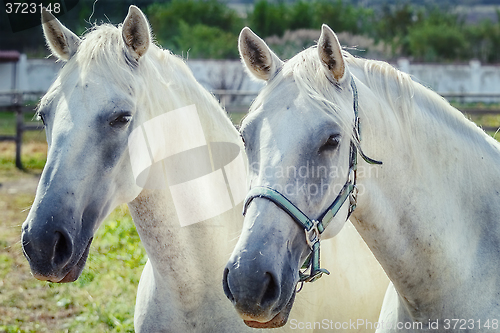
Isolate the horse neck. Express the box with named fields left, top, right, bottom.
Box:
left=128, top=189, right=243, bottom=312
left=350, top=60, right=500, bottom=319
left=127, top=49, right=243, bottom=305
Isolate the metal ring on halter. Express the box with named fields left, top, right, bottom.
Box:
left=304, top=220, right=321, bottom=250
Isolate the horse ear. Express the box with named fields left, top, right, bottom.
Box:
left=122, top=5, right=151, bottom=62
left=41, top=8, right=80, bottom=61
left=238, top=27, right=283, bottom=81
left=318, top=24, right=346, bottom=82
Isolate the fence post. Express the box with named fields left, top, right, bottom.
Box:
left=14, top=92, right=23, bottom=170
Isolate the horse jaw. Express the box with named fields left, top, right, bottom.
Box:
left=241, top=290, right=296, bottom=329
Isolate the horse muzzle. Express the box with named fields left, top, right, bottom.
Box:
left=223, top=260, right=298, bottom=328
left=22, top=218, right=93, bottom=283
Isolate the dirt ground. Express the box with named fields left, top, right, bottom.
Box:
left=0, top=140, right=45, bottom=193
left=0, top=173, right=40, bottom=196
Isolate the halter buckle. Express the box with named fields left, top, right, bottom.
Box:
left=304, top=220, right=321, bottom=250
left=348, top=185, right=358, bottom=215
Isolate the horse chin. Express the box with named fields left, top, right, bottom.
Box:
left=243, top=290, right=296, bottom=329
left=40, top=237, right=93, bottom=283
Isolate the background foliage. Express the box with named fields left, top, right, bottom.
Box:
left=0, top=0, right=499, bottom=62
left=146, top=0, right=243, bottom=58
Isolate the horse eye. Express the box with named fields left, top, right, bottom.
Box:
left=37, top=112, right=46, bottom=126
left=320, top=135, right=341, bottom=152
left=110, top=114, right=132, bottom=127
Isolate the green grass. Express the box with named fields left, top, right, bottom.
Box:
left=0, top=141, right=47, bottom=173
left=0, top=112, right=18, bottom=136
left=0, top=151, right=47, bottom=171
left=227, top=112, right=247, bottom=127
left=0, top=111, right=41, bottom=137
left=0, top=110, right=46, bottom=173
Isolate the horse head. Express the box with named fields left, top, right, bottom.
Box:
left=21, top=6, right=151, bottom=283
left=223, top=26, right=360, bottom=327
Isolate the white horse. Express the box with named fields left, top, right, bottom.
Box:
left=224, top=24, right=500, bottom=333
left=21, top=7, right=387, bottom=332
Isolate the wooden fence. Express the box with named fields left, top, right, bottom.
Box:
left=1, top=90, right=500, bottom=170
left=0, top=91, right=44, bottom=169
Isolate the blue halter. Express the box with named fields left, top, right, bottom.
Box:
left=242, top=77, right=382, bottom=284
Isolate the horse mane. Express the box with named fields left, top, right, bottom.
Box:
left=252, top=44, right=500, bottom=165
left=345, top=55, right=500, bottom=161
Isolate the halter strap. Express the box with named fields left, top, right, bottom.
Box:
left=242, top=77, right=381, bottom=284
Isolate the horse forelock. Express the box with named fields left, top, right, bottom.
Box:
left=50, top=24, right=136, bottom=98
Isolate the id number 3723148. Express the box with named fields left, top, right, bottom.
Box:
left=5, top=2, right=61, bottom=14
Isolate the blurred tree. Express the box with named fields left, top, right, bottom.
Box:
left=247, top=0, right=290, bottom=37
left=248, top=0, right=374, bottom=38
left=374, top=3, right=424, bottom=56
left=288, top=1, right=314, bottom=31
left=376, top=3, right=421, bottom=40
left=146, top=0, right=243, bottom=54
left=174, top=21, right=239, bottom=59
left=312, top=0, right=374, bottom=35
left=464, top=11, right=500, bottom=63
left=405, top=7, right=467, bottom=61
left=408, top=21, right=468, bottom=61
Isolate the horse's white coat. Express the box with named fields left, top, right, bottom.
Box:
left=349, top=53, right=500, bottom=333
left=34, top=10, right=388, bottom=332
left=236, top=25, right=500, bottom=333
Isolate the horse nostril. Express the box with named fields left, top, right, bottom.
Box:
left=260, top=272, right=279, bottom=308
left=223, top=265, right=282, bottom=313
left=52, top=231, right=72, bottom=267
left=222, top=267, right=234, bottom=302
